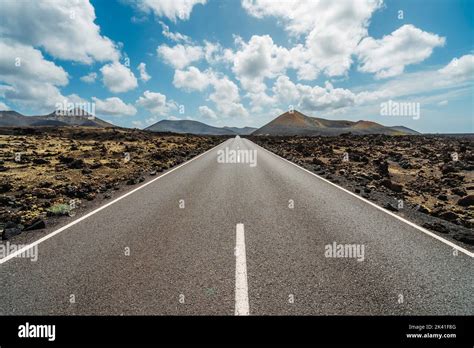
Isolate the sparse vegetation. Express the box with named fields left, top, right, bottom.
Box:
left=0, top=127, right=225, bottom=239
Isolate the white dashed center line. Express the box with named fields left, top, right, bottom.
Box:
left=235, top=223, right=249, bottom=315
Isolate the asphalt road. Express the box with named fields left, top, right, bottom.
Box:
left=0, top=136, right=472, bottom=315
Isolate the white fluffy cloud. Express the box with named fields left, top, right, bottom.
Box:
left=157, top=44, right=203, bottom=69
left=439, top=54, right=474, bottom=81
left=100, top=62, right=138, bottom=93
left=173, top=66, right=248, bottom=118
left=356, top=25, right=445, bottom=78
left=0, top=82, right=65, bottom=111
left=272, top=76, right=356, bottom=112
left=235, top=0, right=454, bottom=115
left=242, top=0, right=383, bottom=79
left=232, top=35, right=289, bottom=93
left=137, top=62, right=151, bottom=82
left=80, top=72, right=97, bottom=83
left=0, top=40, right=72, bottom=110
left=159, top=21, right=191, bottom=43
left=198, top=105, right=217, bottom=119
left=158, top=40, right=230, bottom=71
left=173, top=66, right=213, bottom=91
left=92, top=97, right=137, bottom=116
left=0, top=0, right=126, bottom=111
left=203, top=41, right=234, bottom=64
left=0, top=41, right=68, bottom=86
left=136, top=90, right=177, bottom=115
left=209, top=76, right=249, bottom=118
left=230, top=35, right=294, bottom=111
left=0, top=0, right=120, bottom=64
left=268, top=55, right=473, bottom=116
left=242, top=0, right=381, bottom=36
left=355, top=54, right=474, bottom=105
left=299, top=82, right=356, bottom=111
left=131, top=0, right=207, bottom=22
left=272, top=75, right=300, bottom=103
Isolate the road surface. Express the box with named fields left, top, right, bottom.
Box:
left=0, top=136, right=472, bottom=315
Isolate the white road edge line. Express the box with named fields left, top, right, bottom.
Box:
left=235, top=223, right=250, bottom=315
left=0, top=140, right=231, bottom=265
left=250, top=139, right=474, bottom=258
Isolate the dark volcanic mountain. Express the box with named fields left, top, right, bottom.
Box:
left=146, top=119, right=238, bottom=135
left=388, top=126, right=420, bottom=135
left=252, top=110, right=419, bottom=136
left=223, top=126, right=257, bottom=135
left=0, top=111, right=30, bottom=127
left=0, top=109, right=114, bottom=128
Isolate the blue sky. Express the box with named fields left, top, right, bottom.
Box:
left=0, top=0, right=473, bottom=133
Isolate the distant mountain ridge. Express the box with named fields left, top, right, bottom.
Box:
left=0, top=109, right=114, bottom=128
left=1, top=108, right=419, bottom=136
left=145, top=119, right=257, bottom=135
left=223, top=126, right=256, bottom=135
left=252, top=110, right=419, bottom=136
